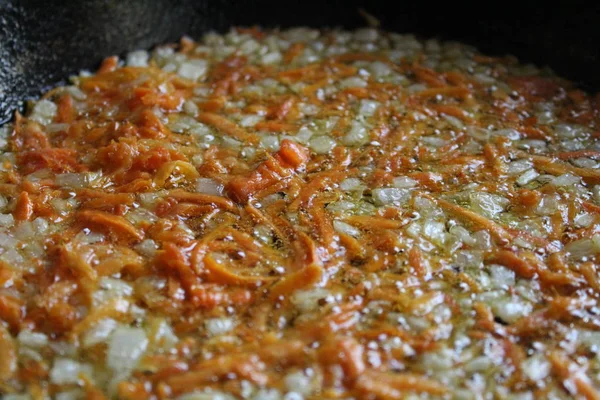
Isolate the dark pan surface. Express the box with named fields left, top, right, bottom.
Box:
left=1, top=0, right=599, bottom=123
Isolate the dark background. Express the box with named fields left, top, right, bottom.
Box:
left=1, top=0, right=599, bottom=123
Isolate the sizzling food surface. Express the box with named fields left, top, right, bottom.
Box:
left=1, top=27, right=600, bottom=399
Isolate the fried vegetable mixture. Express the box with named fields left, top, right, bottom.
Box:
left=1, top=27, right=600, bottom=400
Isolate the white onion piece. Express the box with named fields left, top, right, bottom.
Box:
left=333, top=220, right=360, bottom=237
left=291, top=288, right=331, bottom=312
left=83, top=318, right=118, bottom=348
left=340, top=77, right=367, bottom=88
left=358, top=99, right=380, bottom=116
left=551, top=173, right=580, bottom=187
left=50, top=358, right=93, bottom=385
left=126, top=50, right=149, bottom=67
left=392, top=176, right=418, bottom=188
left=506, top=160, right=533, bottom=175
left=372, top=188, right=411, bottom=206
left=205, top=318, right=235, bottom=336
left=342, top=121, right=369, bottom=147
left=107, top=327, right=149, bottom=374
left=516, top=169, right=539, bottom=186
left=340, top=178, right=364, bottom=191
left=177, top=59, right=208, bottom=81
left=309, top=136, right=336, bottom=154
left=17, top=330, right=48, bottom=348
left=195, top=178, right=224, bottom=196
left=30, top=99, right=57, bottom=125
left=0, top=214, right=15, bottom=228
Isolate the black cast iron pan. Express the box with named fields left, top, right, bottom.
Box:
left=1, top=0, right=599, bottom=124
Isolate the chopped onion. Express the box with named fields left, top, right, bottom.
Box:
left=154, top=320, right=178, bottom=349
left=17, top=330, right=48, bottom=348
left=83, top=318, right=118, bottom=348
left=371, top=188, right=411, bottom=206
left=571, top=157, right=598, bottom=169
left=358, top=99, right=380, bottom=116
left=472, top=230, right=492, bottom=250
left=177, top=391, right=238, bottom=400
left=239, top=114, right=263, bottom=127
left=340, top=77, right=367, bottom=88
left=55, top=173, right=90, bottom=188
left=291, top=288, right=331, bottom=312
left=284, top=371, right=312, bottom=395
left=565, top=237, right=599, bottom=261
left=107, top=327, right=149, bottom=373
left=50, top=358, right=93, bottom=385
left=178, top=59, right=208, bottom=81
left=340, top=178, right=364, bottom=191
left=309, top=136, right=336, bottom=154
left=535, top=195, right=559, bottom=216
left=333, top=220, right=360, bottom=237
left=491, top=297, right=532, bottom=323
left=489, top=265, right=515, bottom=289
left=30, top=99, right=57, bottom=125
left=0, top=214, right=15, bottom=228
left=205, top=318, right=235, bottom=336
left=369, top=61, right=392, bottom=78
left=516, top=169, right=539, bottom=186
left=392, top=176, right=418, bottom=188
left=260, top=135, right=281, bottom=150
left=261, top=52, right=283, bottom=64
left=183, top=100, right=199, bottom=117
left=342, top=121, right=369, bottom=146
left=195, top=178, right=224, bottom=196
left=506, top=160, right=533, bottom=175
left=522, top=354, right=550, bottom=381
left=14, top=222, right=35, bottom=241
left=469, top=192, right=509, bottom=218
left=551, top=173, right=580, bottom=187
left=126, top=50, right=149, bottom=67
left=135, top=239, right=159, bottom=258
left=449, top=225, right=475, bottom=246
left=354, top=28, right=378, bottom=42
left=494, top=129, right=521, bottom=140
left=574, top=213, right=594, bottom=228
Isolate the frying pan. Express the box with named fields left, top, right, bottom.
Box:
left=1, top=0, right=599, bottom=125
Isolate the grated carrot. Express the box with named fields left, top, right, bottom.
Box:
left=78, top=210, right=143, bottom=241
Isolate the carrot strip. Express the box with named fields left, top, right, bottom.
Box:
left=408, top=246, right=428, bottom=277
left=0, top=325, right=16, bottom=381
left=13, top=191, right=33, bottom=221
left=430, top=196, right=513, bottom=244
left=355, top=370, right=447, bottom=397
left=78, top=210, right=143, bottom=241
left=429, top=104, right=473, bottom=122
left=344, top=215, right=404, bottom=230
left=489, top=250, right=537, bottom=278
left=526, top=153, right=600, bottom=185
left=319, top=337, right=365, bottom=382
left=203, top=254, right=276, bottom=287
left=153, top=160, right=200, bottom=187
left=97, top=55, right=119, bottom=74
left=283, top=43, right=305, bottom=64
left=554, top=150, right=600, bottom=160
left=414, top=86, right=471, bottom=100
left=549, top=351, right=600, bottom=400
left=227, top=139, right=309, bottom=203
left=167, top=189, right=236, bottom=211
left=166, top=354, right=268, bottom=393
left=269, top=262, right=322, bottom=301
left=56, top=94, right=75, bottom=123
left=196, top=112, right=258, bottom=143
left=254, top=120, right=296, bottom=132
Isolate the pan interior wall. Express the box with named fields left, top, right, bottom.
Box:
left=0, top=0, right=599, bottom=123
